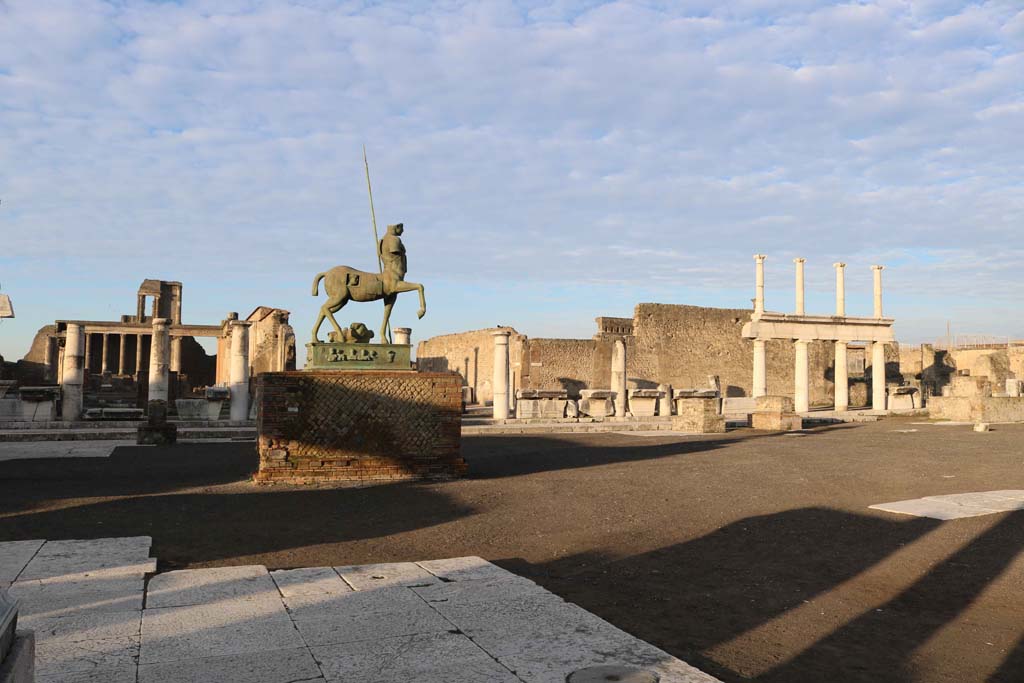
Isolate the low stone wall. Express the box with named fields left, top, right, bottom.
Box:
left=928, top=396, right=1024, bottom=423
left=255, top=370, right=465, bottom=484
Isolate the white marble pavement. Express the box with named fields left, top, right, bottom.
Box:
left=0, top=538, right=720, bottom=682
left=870, top=490, right=1024, bottom=520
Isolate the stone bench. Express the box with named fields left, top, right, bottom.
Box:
left=84, top=407, right=145, bottom=421
left=515, top=389, right=570, bottom=419
left=18, top=386, right=61, bottom=422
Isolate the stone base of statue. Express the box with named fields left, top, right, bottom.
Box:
left=305, top=342, right=413, bottom=371
left=254, top=369, right=465, bottom=485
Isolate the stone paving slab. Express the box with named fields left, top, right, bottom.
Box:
left=0, top=440, right=124, bottom=461
left=36, top=664, right=138, bottom=683
left=0, top=539, right=44, bottom=584
left=269, top=566, right=352, bottom=598
left=139, top=600, right=305, bottom=664
left=146, top=565, right=279, bottom=609
left=138, top=647, right=325, bottom=683
left=10, top=577, right=144, bottom=617
left=311, top=631, right=520, bottom=682
left=294, top=599, right=451, bottom=646
left=415, top=555, right=518, bottom=582
left=282, top=584, right=426, bottom=622
left=870, top=490, right=1024, bottom=520
left=335, top=561, right=442, bottom=590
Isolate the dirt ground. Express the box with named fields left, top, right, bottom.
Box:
left=2, top=418, right=1023, bottom=682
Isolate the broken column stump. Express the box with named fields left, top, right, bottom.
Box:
left=137, top=400, right=178, bottom=445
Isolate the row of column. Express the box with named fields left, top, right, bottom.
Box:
left=752, top=338, right=887, bottom=412
left=754, top=255, right=885, bottom=319
left=73, top=331, right=184, bottom=376
left=59, top=319, right=251, bottom=421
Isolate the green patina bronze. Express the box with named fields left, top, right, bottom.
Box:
left=311, top=223, right=426, bottom=345
left=305, top=342, right=412, bottom=371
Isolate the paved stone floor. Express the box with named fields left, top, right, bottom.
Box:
left=2, top=537, right=719, bottom=682
left=0, top=440, right=125, bottom=462
left=870, top=490, right=1024, bottom=520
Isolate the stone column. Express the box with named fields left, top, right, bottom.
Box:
left=148, top=318, right=170, bottom=404
left=43, top=335, right=56, bottom=382
left=612, top=338, right=627, bottom=417
left=754, top=254, right=766, bottom=315
left=135, top=333, right=145, bottom=374
left=393, top=328, right=412, bottom=345
left=872, top=265, right=884, bottom=318
left=61, top=324, right=85, bottom=421
left=658, top=384, right=673, bottom=416
left=872, top=341, right=887, bottom=411
left=794, top=339, right=810, bottom=413
left=834, top=342, right=849, bottom=411
left=508, top=356, right=516, bottom=414
left=752, top=339, right=767, bottom=398
left=170, top=337, right=182, bottom=373
left=101, top=333, right=110, bottom=374
left=118, top=333, right=127, bottom=375
left=491, top=331, right=510, bottom=419
left=794, top=258, right=806, bottom=315
left=834, top=262, right=846, bottom=316
left=84, top=332, right=92, bottom=371
left=229, top=321, right=251, bottom=421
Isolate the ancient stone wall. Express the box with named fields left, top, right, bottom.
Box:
left=416, top=327, right=520, bottom=404
left=520, top=338, right=596, bottom=397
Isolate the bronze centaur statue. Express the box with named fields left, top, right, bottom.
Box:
left=311, top=223, right=426, bottom=344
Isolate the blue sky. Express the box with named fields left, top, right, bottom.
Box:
left=1, top=0, right=1022, bottom=361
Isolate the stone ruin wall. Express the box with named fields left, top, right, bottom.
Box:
left=416, top=327, right=523, bottom=405
left=417, top=303, right=907, bottom=408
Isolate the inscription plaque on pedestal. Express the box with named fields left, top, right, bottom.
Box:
left=305, top=342, right=412, bottom=371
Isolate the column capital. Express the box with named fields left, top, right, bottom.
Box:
left=871, top=264, right=885, bottom=271
left=795, top=338, right=812, bottom=345
left=491, top=330, right=511, bottom=338
left=793, top=257, right=806, bottom=264
left=833, top=262, right=846, bottom=269
left=151, top=317, right=169, bottom=329
left=229, top=319, right=252, bottom=329
left=754, top=254, right=767, bottom=263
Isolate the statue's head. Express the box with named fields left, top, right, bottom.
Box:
left=388, top=223, right=404, bottom=236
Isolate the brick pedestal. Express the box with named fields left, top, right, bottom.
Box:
left=255, top=370, right=465, bottom=484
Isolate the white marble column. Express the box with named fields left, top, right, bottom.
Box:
left=834, top=262, right=846, bottom=316
left=393, top=328, right=411, bottom=345
left=754, top=254, right=767, bottom=315
left=170, top=337, right=182, bottom=373
left=148, top=318, right=170, bottom=404
left=101, top=333, right=110, bottom=374
left=834, top=342, right=849, bottom=411
left=752, top=339, right=767, bottom=398
left=84, top=332, right=92, bottom=371
left=508, top=355, right=516, bottom=414
left=658, top=384, right=673, bottom=416
left=229, top=321, right=251, bottom=421
left=61, top=324, right=85, bottom=421
left=612, top=338, right=627, bottom=417
left=492, top=330, right=510, bottom=420
left=872, top=265, right=884, bottom=318
left=794, top=258, right=806, bottom=315
left=794, top=339, right=810, bottom=413
left=118, top=334, right=127, bottom=375
left=872, top=341, right=887, bottom=411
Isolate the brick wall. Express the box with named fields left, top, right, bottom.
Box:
left=256, top=370, right=465, bottom=484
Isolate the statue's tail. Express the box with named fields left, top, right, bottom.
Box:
left=312, top=272, right=326, bottom=296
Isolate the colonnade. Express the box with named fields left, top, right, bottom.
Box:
left=749, top=256, right=890, bottom=413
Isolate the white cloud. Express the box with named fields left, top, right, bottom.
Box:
left=0, top=0, right=1021, bottom=357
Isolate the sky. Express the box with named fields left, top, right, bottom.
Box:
left=1, top=0, right=1022, bottom=362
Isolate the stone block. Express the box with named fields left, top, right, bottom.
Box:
left=305, top=342, right=412, bottom=371
left=294, top=599, right=450, bottom=647
left=627, top=392, right=660, bottom=418
left=578, top=390, right=615, bottom=418
left=136, top=424, right=177, bottom=445
left=174, top=400, right=207, bottom=420
left=255, top=370, right=465, bottom=484
left=722, top=397, right=756, bottom=414
left=0, top=541, right=44, bottom=585
left=138, top=648, right=324, bottom=683
left=335, top=562, right=440, bottom=591
left=0, top=630, right=34, bottom=683
left=516, top=397, right=567, bottom=419
left=415, top=556, right=518, bottom=583
left=146, top=566, right=277, bottom=609
left=755, top=395, right=793, bottom=412
left=751, top=412, right=803, bottom=431
left=672, top=397, right=725, bottom=433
